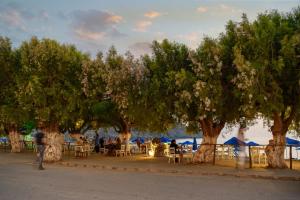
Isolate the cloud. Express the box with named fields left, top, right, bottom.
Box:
left=196, top=4, right=243, bottom=16
left=177, top=32, right=199, bottom=42
left=74, top=29, right=106, bottom=41
left=133, top=11, right=163, bottom=33
left=108, top=27, right=126, bottom=38
left=107, top=15, right=123, bottom=23
left=219, top=4, right=242, bottom=13
left=133, top=20, right=152, bottom=32
left=38, top=10, right=49, bottom=21
left=177, top=32, right=203, bottom=49
left=0, top=3, right=33, bottom=31
left=144, top=11, right=161, bottom=19
left=197, top=7, right=208, bottom=13
left=129, top=42, right=152, bottom=57
left=57, top=11, right=67, bottom=19
left=70, top=9, right=124, bottom=41
left=154, top=32, right=166, bottom=43
left=0, top=3, right=51, bottom=32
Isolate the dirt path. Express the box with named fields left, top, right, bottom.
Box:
left=0, top=157, right=299, bottom=200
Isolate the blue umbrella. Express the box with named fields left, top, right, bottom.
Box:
left=0, top=137, right=8, bottom=143
left=192, top=137, right=198, bottom=151
left=247, top=141, right=259, bottom=146
left=224, top=137, right=246, bottom=146
left=224, top=137, right=246, bottom=157
left=286, top=137, right=300, bottom=146
left=181, top=141, right=193, bottom=145
left=160, top=136, right=171, bottom=143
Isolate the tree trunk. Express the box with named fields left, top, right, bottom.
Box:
left=265, top=113, right=288, bottom=168
left=118, top=119, right=131, bottom=144
left=119, top=132, right=131, bottom=144
left=8, top=128, right=22, bottom=153
left=193, top=119, right=225, bottom=163
left=118, top=120, right=131, bottom=155
left=43, top=124, right=64, bottom=162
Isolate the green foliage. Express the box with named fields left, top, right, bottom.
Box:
left=22, top=120, right=36, bottom=135
left=0, top=6, right=299, bottom=137
left=142, top=39, right=195, bottom=132
left=0, top=36, right=28, bottom=129
left=191, top=37, right=224, bottom=120
left=233, top=8, right=300, bottom=133
left=16, top=37, right=89, bottom=130
left=91, top=101, right=122, bottom=129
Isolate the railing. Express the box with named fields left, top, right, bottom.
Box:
left=195, top=143, right=299, bottom=169
left=0, top=141, right=10, bottom=152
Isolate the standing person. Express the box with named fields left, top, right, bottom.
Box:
left=237, top=123, right=246, bottom=169
left=35, top=122, right=46, bottom=170
left=136, top=137, right=141, bottom=150
left=94, top=133, right=100, bottom=153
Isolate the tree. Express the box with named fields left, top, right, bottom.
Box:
left=177, top=19, right=257, bottom=163
left=186, top=38, right=227, bottom=162
left=0, top=36, right=28, bottom=152
left=16, top=37, right=88, bottom=161
left=187, top=35, right=256, bottom=163
left=86, top=47, right=146, bottom=143
left=144, top=20, right=258, bottom=163
left=236, top=8, right=300, bottom=168
left=142, top=40, right=194, bottom=133
left=143, top=39, right=233, bottom=162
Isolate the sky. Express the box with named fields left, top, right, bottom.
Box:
left=1, top=0, right=299, bottom=142
left=0, top=0, right=299, bottom=57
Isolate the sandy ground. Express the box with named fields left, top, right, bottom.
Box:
left=0, top=154, right=300, bottom=200
left=0, top=160, right=300, bottom=200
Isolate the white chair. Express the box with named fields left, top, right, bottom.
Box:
left=100, top=146, right=108, bottom=154
left=216, top=145, right=225, bottom=160
left=125, top=144, right=131, bottom=156
left=131, top=144, right=139, bottom=154
left=84, top=144, right=92, bottom=156
left=251, top=146, right=267, bottom=165
left=115, top=145, right=125, bottom=157
left=163, top=144, right=170, bottom=156
left=227, top=146, right=235, bottom=159
left=182, top=146, right=193, bottom=163
left=168, top=147, right=181, bottom=164
left=63, top=143, right=69, bottom=155
left=75, top=145, right=85, bottom=157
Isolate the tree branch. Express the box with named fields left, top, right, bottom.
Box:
left=283, top=106, right=296, bottom=131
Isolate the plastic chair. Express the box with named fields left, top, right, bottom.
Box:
left=125, top=144, right=131, bottom=156
left=168, top=147, right=181, bottom=164
left=115, top=145, right=125, bottom=157
left=75, top=145, right=85, bottom=157
left=100, top=146, right=108, bottom=154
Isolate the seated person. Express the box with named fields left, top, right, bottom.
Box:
left=115, top=137, right=121, bottom=150
left=170, top=139, right=179, bottom=153
left=76, top=137, right=84, bottom=145
left=99, top=137, right=105, bottom=148
left=77, top=136, right=88, bottom=145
